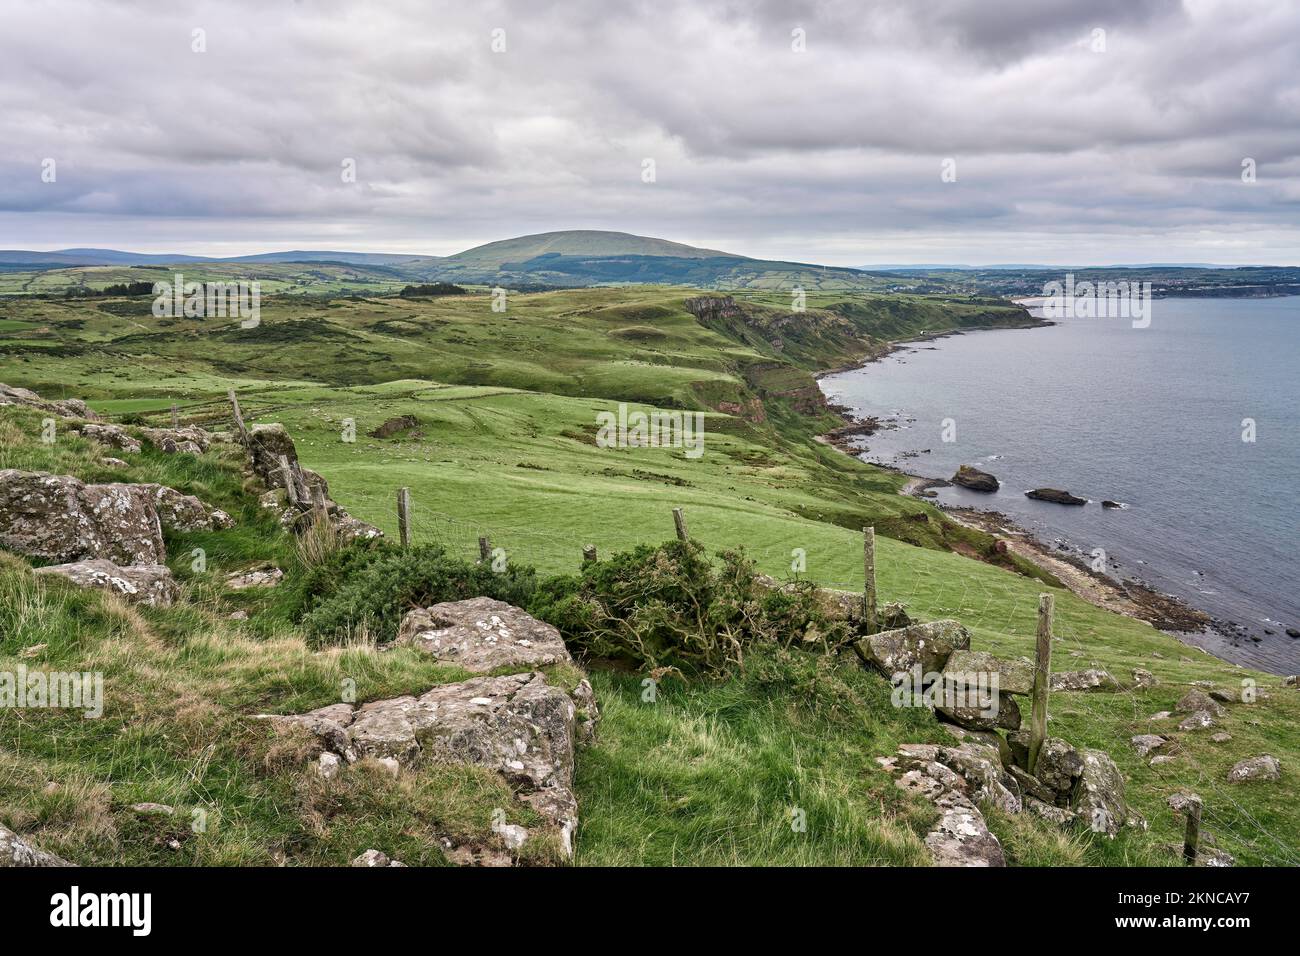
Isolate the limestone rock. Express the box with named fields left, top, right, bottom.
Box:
left=225, top=567, right=283, bottom=590
left=350, top=849, right=406, bottom=867
left=1178, top=709, right=1216, bottom=731
left=143, top=484, right=233, bottom=532
left=0, top=824, right=72, bottom=867
left=937, top=692, right=1021, bottom=732
left=1226, top=755, right=1280, bottom=783
left=78, top=423, right=142, bottom=454
left=0, top=382, right=98, bottom=420
left=0, top=470, right=165, bottom=565
left=34, top=558, right=179, bottom=607
left=396, top=597, right=572, bottom=671
left=924, top=791, right=1006, bottom=867
left=141, top=426, right=216, bottom=454
left=1071, top=749, right=1126, bottom=837
left=1176, top=688, right=1225, bottom=716
left=1049, top=669, right=1117, bottom=692
left=1131, top=734, right=1167, bottom=758
left=943, top=649, right=1034, bottom=695
left=1131, top=668, right=1157, bottom=689
left=862, top=619, right=970, bottom=677
left=1035, top=737, right=1084, bottom=793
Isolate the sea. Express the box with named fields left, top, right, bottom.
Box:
left=818, top=297, right=1300, bottom=674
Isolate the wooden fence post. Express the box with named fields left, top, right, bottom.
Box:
left=309, top=483, right=328, bottom=521
left=278, top=455, right=299, bottom=506
left=397, top=487, right=411, bottom=548
left=582, top=544, right=597, bottom=565
left=1027, top=592, right=1055, bottom=775
left=1183, top=799, right=1202, bottom=866
left=479, top=536, right=491, bottom=563
left=863, top=526, right=878, bottom=635
left=227, top=388, right=254, bottom=466
left=171, top=403, right=179, bottom=428
left=672, top=507, right=688, bottom=542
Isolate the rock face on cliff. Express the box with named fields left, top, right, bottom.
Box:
left=34, top=559, right=179, bottom=607
left=396, top=597, right=573, bottom=671
left=0, top=382, right=98, bottom=421
left=1026, top=488, right=1087, bottom=505
left=0, top=470, right=165, bottom=565
left=951, top=465, right=1000, bottom=492
left=258, top=669, right=597, bottom=861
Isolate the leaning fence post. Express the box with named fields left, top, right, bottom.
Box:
left=278, top=455, right=299, bottom=506
left=479, top=536, right=491, bottom=563
left=863, top=526, right=878, bottom=635
left=227, top=388, right=254, bottom=466
left=672, top=507, right=688, bottom=542
left=397, top=487, right=411, bottom=548
left=1027, top=592, right=1055, bottom=775
left=1183, top=799, right=1202, bottom=866
left=582, top=544, right=597, bottom=565
left=309, top=483, right=328, bottom=520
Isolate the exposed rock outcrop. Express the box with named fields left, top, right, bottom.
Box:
left=0, top=824, right=73, bottom=867
left=1226, top=755, right=1281, bottom=783
left=0, top=382, right=98, bottom=421
left=77, top=423, right=142, bottom=454
left=258, top=669, right=597, bottom=861
left=951, top=465, right=999, bottom=492
left=396, top=597, right=573, bottom=671
left=0, top=470, right=164, bottom=565
left=34, top=558, right=179, bottom=607
left=1049, top=669, right=1118, bottom=692
left=860, top=620, right=971, bottom=677
left=142, top=484, right=233, bottom=532
left=1026, top=488, right=1087, bottom=506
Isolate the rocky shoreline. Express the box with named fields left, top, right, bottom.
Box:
left=813, top=331, right=1292, bottom=674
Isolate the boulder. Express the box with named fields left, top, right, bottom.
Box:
left=78, top=423, right=142, bottom=454
left=879, top=601, right=914, bottom=631
left=862, top=620, right=970, bottom=677
left=1049, top=669, right=1117, bottom=692
left=0, top=382, right=98, bottom=420
left=1209, top=732, right=1232, bottom=743
left=924, top=791, right=1006, bottom=867
left=1071, top=749, right=1126, bottom=836
left=896, top=742, right=1020, bottom=815
left=0, top=470, right=165, bottom=565
left=951, top=465, right=999, bottom=492
left=1131, top=734, right=1167, bottom=758
left=140, top=426, right=216, bottom=455
left=142, top=484, right=233, bottom=532
left=1026, top=488, right=1087, bottom=506
left=0, top=824, right=72, bottom=867
left=1226, top=755, right=1281, bottom=783
left=225, top=567, right=283, bottom=590
left=1176, top=689, right=1225, bottom=717
left=262, top=672, right=594, bottom=860
left=396, top=597, right=573, bottom=672
left=943, top=649, right=1034, bottom=695
left=1131, top=668, right=1157, bottom=689
left=350, top=849, right=406, bottom=868
left=34, top=559, right=179, bottom=607
left=1035, top=737, right=1084, bottom=793
left=1178, top=709, right=1217, bottom=731
left=937, top=692, right=1021, bottom=732
left=1208, top=688, right=1237, bottom=704
left=332, top=513, right=384, bottom=544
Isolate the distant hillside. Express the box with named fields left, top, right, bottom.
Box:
left=446, top=230, right=740, bottom=269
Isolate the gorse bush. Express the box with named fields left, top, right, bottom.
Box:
left=528, top=540, right=852, bottom=679
left=295, top=543, right=538, bottom=647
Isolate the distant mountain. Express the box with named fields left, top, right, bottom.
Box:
left=0, top=248, right=441, bottom=267
left=446, top=230, right=740, bottom=269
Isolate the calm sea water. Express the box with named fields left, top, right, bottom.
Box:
left=819, top=297, right=1300, bottom=674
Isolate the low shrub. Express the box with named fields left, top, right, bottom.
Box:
left=527, top=540, right=851, bottom=679
left=295, top=543, right=538, bottom=647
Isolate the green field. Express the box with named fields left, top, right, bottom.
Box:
left=1, top=285, right=1295, bottom=867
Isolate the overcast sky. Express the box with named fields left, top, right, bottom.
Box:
left=1, top=0, right=1297, bottom=265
